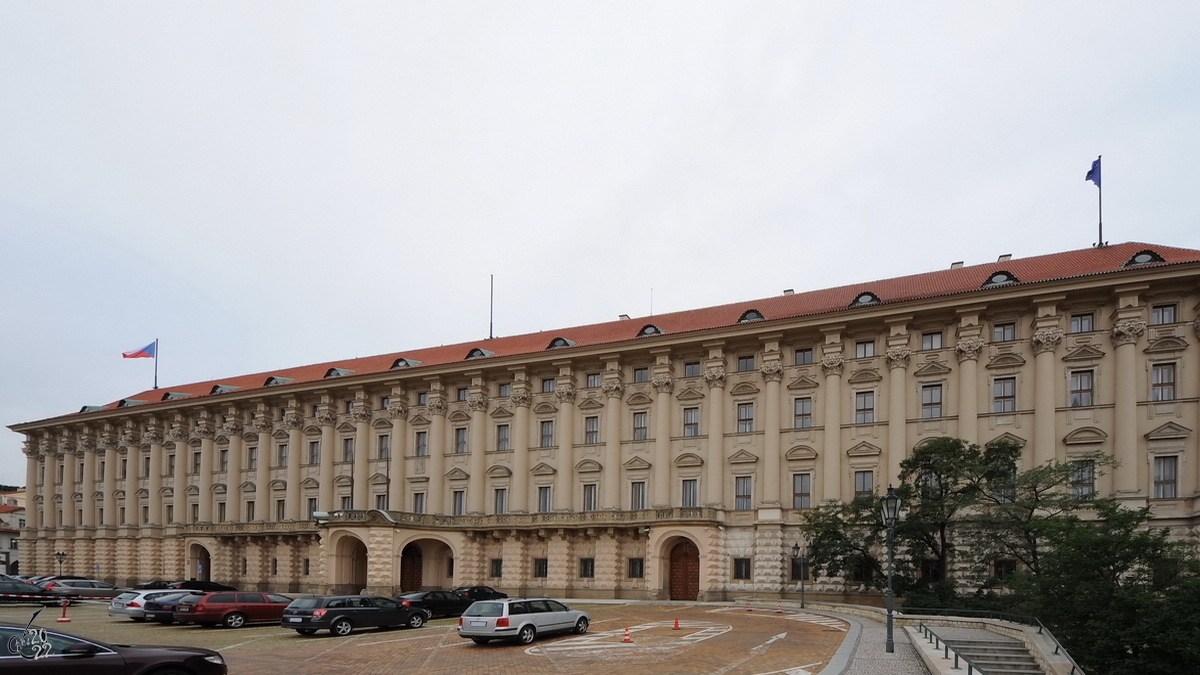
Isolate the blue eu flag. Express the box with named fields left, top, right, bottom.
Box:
left=1085, top=157, right=1101, bottom=187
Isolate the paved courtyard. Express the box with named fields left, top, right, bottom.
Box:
left=1, top=600, right=858, bottom=675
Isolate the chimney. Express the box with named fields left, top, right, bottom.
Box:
left=997, top=254, right=1012, bottom=262
left=782, top=289, right=794, bottom=296
left=618, top=314, right=630, bottom=321
left=950, top=261, right=964, bottom=269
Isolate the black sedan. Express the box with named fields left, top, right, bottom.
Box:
left=397, top=591, right=473, bottom=618
left=282, top=595, right=426, bottom=636
left=453, top=586, right=508, bottom=601
left=142, top=592, right=203, bottom=624
left=0, top=621, right=226, bottom=674
left=168, top=581, right=237, bottom=592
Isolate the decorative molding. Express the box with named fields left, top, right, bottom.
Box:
left=847, top=441, right=881, bottom=457
left=1145, top=335, right=1189, bottom=354
left=601, top=379, right=625, bottom=399
left=955, top=338, right=985, bottom=362
left=912, top=360, right=952, bottom=377
left=786, top=374, right=820, bottom=390
left=386, top=402, right=410, bottom=420
left=532, top=401, right=559, bottom=415
left=625, top=392, right=654, bottom=407
left=1110, top=319, right=1147, bottom=348
left=577, top=397, right=605, bottom=411
left=426, top=399, right=448, bottom=417
left=885, top=347, right=912, bottom=370
left=1030, top=328, right=1064, bottom=355
left=820, top=355, right=845, bottom=377
left=703, top=367, right=726, bottom=389
left=673, top=452, right=704, bottom=467
left=651, top=373, right=674, bottom=393
left=986, top=353, right=1027, bottom=369
left=1063, top=345, right=1106, bottom=361
left=554, top=384, right=577, bottom=404
left=675, top=387, right=705, bottom=401
left=575, top=459, right=603, bottom=473
left=1145, top=421, right=1191, bottom=440
left=846, top=368, right=882, bottom=385
left=727, top=449, right=759, bottom=464
left=251, top=417, right=275, bottom=434
left=468, top=393, right=489, bottom=412
left=785, top=445, right=818, bottom=461
left=1063, top=426, right=1109, bottom=445
left=622, top=456, right=652, bottom=470
left=728, top=382, right=760, bottom=397
left=316, top=410, right=337, bottom=426
left=510, top=389, right=533, bottom=408
left=759, top=361, right=784, bottom=382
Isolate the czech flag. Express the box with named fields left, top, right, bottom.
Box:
left=122, top=341, right=157, bottom=359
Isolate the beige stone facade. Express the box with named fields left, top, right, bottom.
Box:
left=10, top=242, right=1200, bottom=600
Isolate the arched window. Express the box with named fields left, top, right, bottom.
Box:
left=637, top=324, right=663, bottom=337
left=738, top=309, right=765, bottom=323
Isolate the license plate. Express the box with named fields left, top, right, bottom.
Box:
left=288, top=617, right=302, bottom=622
left=469, top=621, right=486, bottom=626
left=179, top=607, right=191, bottom=613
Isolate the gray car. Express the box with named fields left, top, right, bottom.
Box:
left=108, top=589, right=187, bottom=620
left=40, top=579, right=128, bottom=598
left=457, top=597, right=589, bottom=645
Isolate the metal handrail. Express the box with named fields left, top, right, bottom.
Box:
left=917, top=623, right=990, bottom=675
left=906, top=607, right=1086, bottom=675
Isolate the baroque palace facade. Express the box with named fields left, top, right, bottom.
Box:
left=11, top=241, right=1200, bottom=600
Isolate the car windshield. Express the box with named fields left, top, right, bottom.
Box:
left=288, top=597, right=322, bottom=609
left=115, top=593, right=138, bottom=601
left=463, top=602, right=503, bottom=617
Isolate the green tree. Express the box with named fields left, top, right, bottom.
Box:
left=800, top=495, right=896, bottom=591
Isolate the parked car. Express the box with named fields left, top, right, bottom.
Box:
left=39, top=579, right=127, bottom=598
left=168, top=580, right=237, bottom=592
left=0, top=579, right=75, bottom=606
left=142, top=591, right=202, bottom=625
left=174, top=591, right=294, bottom=628
left=457, top=597, right=589, bottom=645
left=107, top=590, right=189, bottom=621
left=0, top=620, right=227, bottom=673
left=282, top=595, right=427, bottom=636
left=32, top=575, right=89, bottom=585
left=453, top=586, right=508, bottom=601
left=397, top=590, right=474, bottom=618
left=133, top=580, right=177, bottom=590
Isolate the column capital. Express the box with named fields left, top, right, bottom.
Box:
left=601, top=379, right=625, bottom=399
left=553, top=385, right=577, bottom=404
left=511, top=389, right=533, bottom=408
left=1192, top=317, right=1200, bottom=340
left=651, top=373, right=675, bottom=393
left=142, top=430, right=163, bottom=445
left=820, top=354, right=845, bottom=377
left=222, top=419, right=245, bottom=436
left=1030, top=328, right=1064, bottom=355
left=885, top=347, right=911, bottom=370
left=468, top=393, right=490, bottom=412
left=251, top=417, right=275, bottom=434
left=387, top=402, right=411, bottom=419
left=759, top=361, right=784, bottom=382
left=350, top=404, right=373, bottom=423
left=316, top=409, right=338, bottom=426
left=702, top=367, right=726, bottom=389
left=426, top=398, right=448, bottom=416
left=955, top=338, right=985, bottom=362
left=281, top=413, right=304, bottom=430
left=1110, top=319, right=1146, bottom=348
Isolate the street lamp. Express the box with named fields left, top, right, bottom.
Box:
left=53, top=551, right=67, bottom=577
left=791, top=542, right=809, bottom=609
left=880, top=485, right=901, bottom=654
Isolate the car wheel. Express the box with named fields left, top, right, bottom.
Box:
left=407, top=612, right=425, bottom=629
left=573, top=617, right=589, bottom=635
left=331, top=619, right=354, bottom=637
left=517, top=625, right=536, bottom=645
left=471, top=637, right=490, bottom=645
left=223, top=613, right=247, bottom=629
left=296, top=628, right=317, bottom=635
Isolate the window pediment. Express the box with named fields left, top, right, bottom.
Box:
left=785, top=445, right=817, bottom=461
left=1063, top=426, right=1108, bottom=445
left=333, top=475, right=353, bottom=487
left=369, top=472, right=389, bottom=485
left=1145, top=336, right=1189, bottom=354
left=847, top=368, right=882, bottom=384
left=530, top=462, right=557, bottom=476
left=674, top=452, right=704, bottom=467
left=847, top=442, right=881, bottom=457
left=239, top=481, right=255, bottom=493
left=445, top=468, right=470, bottom=481
left=1146, top=421, right=1191, bottom=440
left=489, top=406, right=513, bottom=419
left=786, top=374, right=820, bottom=390
left=532, top=402, right=558, bottom=415
left=675, top=387, right=705, bottom=401
left=486, top=465, right=513, bottom=478
left=728, top=382, right=760, bottom=396
left=623, top=456, right=652, bottom=470
left=300, top=477, right=320, bottom=488
left=575, top=459, right=602, bottom=473
left=447, top=410, right=471, bottom=423
left=987, top=432, right=1027, bottom=448
left=913, top=361, right=952, bottom=377
left=727, top=449, right=759, bottom=464
left=1063, top=345, right=1106, bottom=361
left=986, top=353, right=1027, bottom=369
left=625, top=393, right=654, bottom=407
left=577, top=397, right=605, bottom=410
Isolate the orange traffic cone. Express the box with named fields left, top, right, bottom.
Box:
left=673, top=617, right=681, bottom=630
left=746, top=601, right=753, bottom=612
left=623, top=627, right=632, bottom=643
left=56, top=598, right=71, bottom=623
left=776, top=602, right=783, bottom=614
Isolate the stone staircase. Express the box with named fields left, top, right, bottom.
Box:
left=943, top=636, right=1043, bottom=675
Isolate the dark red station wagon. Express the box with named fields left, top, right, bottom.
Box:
left=175, top=591, right=293, bottom=628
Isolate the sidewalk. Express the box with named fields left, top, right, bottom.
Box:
left=819, top=611, right=930, bottom=675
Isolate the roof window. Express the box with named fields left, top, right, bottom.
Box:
left=637, top=324, right=663, bottom=337
left=161, top=392, right=190, bottom=401
left=738, top=309, right=765, bottom=323
left=466, top=348, right=495, bottom=360
left=117, top=399, right=146, bottom=408
left=982, top=271, right=1018, bottom=287
left=547, top=337, right=576, bottom=349
left=851, top=291, right=880, bottom=307
left=264, top=376, right=294, bottom=386
left=210, top=385, right=240, bottom=395
left=324, top=368, right=354, bottom=378
left=79, top=405, right=105, bottom=413
left=391, top=357, right=422, bottom=369
left=1123, top=249, right=1164, bottom=266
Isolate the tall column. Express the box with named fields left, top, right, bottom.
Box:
left=317, top=408, right=336, bottom=512
left=760, top=360, right=783, bottom=506
left=426, top=396, right=447, bottom=514
left=1111, top=319, right=1146, bottom=496
left=23, top=440, right=39, bottom=530
left=168, top=426, right=189, bottom=523
left=41, top=445, right=57, bottom=530
left=121, top=429, right=142, bottom=527
left=511, top=386, right=532, bottom=513
left=80, top=436, right=96, bottom=528
left=352, top=403, right=371, bottom=509
left=467, top=392, right=489, bottom=514
left=955, top=338, right=984, bottom=445
left=284, top=412, right=303, bottom=520
left=885, top=347, right=911, bottom=488
left=820, top=353, right=845, bottom=502
left=651, top=374, right=673, bottom=508
left=252, top=417, right=273, bottom=520
left=387, top=398, right=409, bottom=513
left=102, top=435, right=118, bottom=527
left=60, top=437, right=77, bottom=528
left=196, top=421, right=215, bottom=522
left=1031, top=328, right=1064, bottom=467
left=703, top=366, right=726, bottom=507
left=224, top=418, right=244, bottom=522
left=146, top=429, right=164, bottom=526
left=602, top=377, right=624, bottom=509
left=556, top=382, right=577, bottom=511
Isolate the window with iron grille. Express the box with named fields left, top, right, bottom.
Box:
left=533, top=558, right=548, bottom=578
left=490, top=558, right=503, bottom=578
left=628, top=557, right=644, bottom=578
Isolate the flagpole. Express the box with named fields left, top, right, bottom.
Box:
left=1097, top=155, right=1103, bottom=247
left=153, top=338, right=159, bottom=390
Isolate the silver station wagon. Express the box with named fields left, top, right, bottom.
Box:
left=457, top=597, right=589, bottom=645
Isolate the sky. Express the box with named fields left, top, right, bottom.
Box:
left=2, top=2, right=1199, bottom=486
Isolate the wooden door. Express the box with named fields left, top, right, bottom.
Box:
left=400, top=544, right=423, bottom=592
left=669, top=540, right=700, bottom=601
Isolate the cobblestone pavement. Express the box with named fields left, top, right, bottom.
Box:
left=834, top=613, right=930, bottom=675
left=1, top=601, right=854, bottom=675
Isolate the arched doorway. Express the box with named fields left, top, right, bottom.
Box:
left=668, top=539, right=700, bottom=601
left=398, top=539, right=456, bottom=592
left=400, top=543, right=423, bottom=592
left=188, top=543, right=212, bottom=582
left=335, top=536, right=368, bottom=594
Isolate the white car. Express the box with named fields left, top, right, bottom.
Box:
left=108, top=590, right=187, bottom=621
left=457, top=597, right=589, bottom=645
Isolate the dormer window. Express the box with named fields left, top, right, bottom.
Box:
left=324, top=368, right=354, bottom=378
left=983, top=271, right=1018, bottom=286
left=1123, top=249, right=1164, bottom=266
left=738, top=309, right=765, bottom=323
left=210, top=385, right=240, bottom=395
left=264, top=376, right=294, bottom=386
left=79, top=405, right=105, bottom=413
left=637, top=324, right=663, bottom=337
left=851, top=292, right=880, bottom=307
left=466, top=348, right=494, bottom=359
left=161, top=392, right=190, bottom=401
left=117, top=399, right=146, bottom=408
left=547, top=337, right=576, bottom=349
left=390, top=358, right=422, bottom=369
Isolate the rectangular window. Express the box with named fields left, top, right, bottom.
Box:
left=737, top=402, right=755, bottom=433
left=490, top=558, right=503, bottom=578
left=277, top=444, right=288, bottom=468
left=307, top=497, right=318, bottom=518
left=1154, top=456, right=1178, bottom=499
left=533, top=558, right=548, bottom=578
left=246, top=500, right=255, bottom=521
left=735, top=476, right=752, bottom=510
left=681, top=479, right=698, bottom=508
left=217, top=450, right=227, bottom=472
left=496, top=424, right=510, bottom=451
left=165, top=505, right=173, bottom=523
left=1070, top=371, right=1094, bottom=407
left=142, top=455, right=150, bottom=478
left=794, top=348, right=813, bottom=365
left=584, top=416, right=600, bottom=444
left=311, top=404, right=321, bottom=417
left=921, top=385, right=943, bottom=418
left=792, top=473, right=811, bottom=509
left=683, top=407, right=700, bottom=437
left=454, top=427, right=468, bottom=453
left=453, top=490, right=465, bottom=515
left=579, top=557, right=595, bottom=578
left=855, top=391, right=875, bottom=424
left=793, top=397, right=813, bottom=429
left=1070, top=313, right=1094, bottom=333
left=630, top=481, right=646, bottom=510
left=733, top=558, right=752, bottom=580
left=342, top=438, right=354, bottom=463
left=1151, top=304, right=1177, bottom=325
left=628, top=557, right=645, bottom=578
left=415, top=431, right=429, bottom=457
left=379, top=396, right=391, bottom=410
left=855, top=341, right=875, bottom=358
left=498, top=383, right=512, bottom=398
left=417, top=392, right=429, bottom=405
left=276, top=499, right=286, bottom=521
left=412, top=493, right=426, bottom=514
left=993, top=322, right=1016, bottom=342
left=303, top=558, right=310, bottom=576
left=457, top=387, right=469, bottom=402
left=167, top=454, right=175, bottom=477
left=192, top=452, right=201, bottom=474
left=540, top=420, right=555, bottom=447
left=854, top=470, right=874, bottom=498
left=922, top=332, right=943, bottom=350
left=538, top=486, right=552, bottom=513
left=247, top=447, right=257, bottom=470
left=993, top=377, right=1016, bottom=413
left=542, top=378, right=556, bottom=393
left=633, top=367, right=650, bottom=383
left=1070, top=460, right=1095, bottom=497
left=308, top=441, right=320, bottom=465
left=217, top=502, right=226, bottom=522
left=583, top=484, right=598, bottom=511
left=1152, top=364, right=1176, bottom=401
left=684, top=361, right=701, bottom=378
left=190, top=504, right=198, bottom=523
left=792, top=555, right=809, bottom=581
left=586, top=372, right=602, bottom=388
left=633, top=412, right=649, bottom=441
left=493, top=488, right=507, bottom=514
left=737, top=355, right=755, bottom=372
left=341, top=495, right=352, bottom=510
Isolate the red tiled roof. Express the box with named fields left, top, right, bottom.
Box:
left=43, top=241, right=1200, bottom=419
left=0, top=506, right=22, bottom=514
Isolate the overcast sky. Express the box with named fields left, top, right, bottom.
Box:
left=2, top=2, right=1198, bottom=486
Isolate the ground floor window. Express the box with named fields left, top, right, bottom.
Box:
left=732, top=558, right=752, bottom=580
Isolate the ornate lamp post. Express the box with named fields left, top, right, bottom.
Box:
left=880, top=486, right=901, bottom=654
left=53, top=550, right=67, bottom=577
left=791, top=542, right=809, bottom=609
